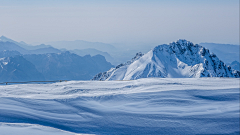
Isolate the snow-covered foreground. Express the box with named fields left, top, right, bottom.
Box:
left=0, top=78, right=239, bottom=135
left=0, top=123, right=82, bottom=135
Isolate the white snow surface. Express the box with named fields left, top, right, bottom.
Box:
left=0, top=123, right=89, bottom=135
left=0, top=78, right=239, bottom=134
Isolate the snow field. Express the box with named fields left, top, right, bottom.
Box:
left=0, top=78, right=239, bottom=134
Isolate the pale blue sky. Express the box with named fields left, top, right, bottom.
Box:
left=0, top=0, right=239, bottom=45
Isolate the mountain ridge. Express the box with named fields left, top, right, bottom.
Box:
left=0, top=36, right=62, bottom=54
left=23, top=51, right=114, bottom=81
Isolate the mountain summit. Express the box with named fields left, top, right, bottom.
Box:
left=93, top=39, right=240, bottom=80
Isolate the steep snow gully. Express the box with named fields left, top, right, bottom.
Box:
left=0, top=78, right=239, bottom=134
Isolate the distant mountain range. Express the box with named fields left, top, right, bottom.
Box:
left=93, top=39, right=240, bottom=80
left=1, top=36, right=239, bottom=82
left=229, top=61, right=240, bottom=71
left=23, top=52, right=113, bottom=81
left=0, top=36, right=62, bottom=54
left=0, top=36, right=114, bottom=82
left=0, top=42, right=61, bottom=55
left=199, top=42, right=239, bottom=63
left=70, top=48, right=117, bottom=65
left=0, top=50, right=21, bottom=58
left=0, top=36, right=118, bottom=65
left=45, top=40, right=116, bottom=53
left=0, top=36, right=53, bottom=50
left=44, top=40, right=145, bottom=65
left=0, top=50, right=113, bottom=82
left=0, top=41, right=29, bottom=54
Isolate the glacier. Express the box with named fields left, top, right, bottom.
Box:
left=0, top=78, right=239, bottom=134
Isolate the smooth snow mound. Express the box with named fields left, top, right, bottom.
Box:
left=0, top=78, right=239, bottom=135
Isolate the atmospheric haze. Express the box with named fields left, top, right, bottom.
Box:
left=0, top=0, right=239, bottom=48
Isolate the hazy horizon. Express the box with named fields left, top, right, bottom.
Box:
left=0, top=0, right=239, bottom=46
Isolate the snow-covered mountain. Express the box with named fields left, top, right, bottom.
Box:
left=93, top=39, right=240, bottom=80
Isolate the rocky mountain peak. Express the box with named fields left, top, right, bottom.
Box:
left=93, top=39, right=240, bottom=80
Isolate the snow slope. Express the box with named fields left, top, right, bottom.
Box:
left=0, top=123, right=82, bottom=135
left=0, top=78, right=239, bottom=134
left=93, top=39, right=240, bottom=80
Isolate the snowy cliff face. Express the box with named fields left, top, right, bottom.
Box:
left=93, top=39, right=240, bottom=80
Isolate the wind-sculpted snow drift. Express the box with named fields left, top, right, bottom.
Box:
left=0, top=78, right=239, bottom=134
left=93, top=39, right=240, bottom=80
